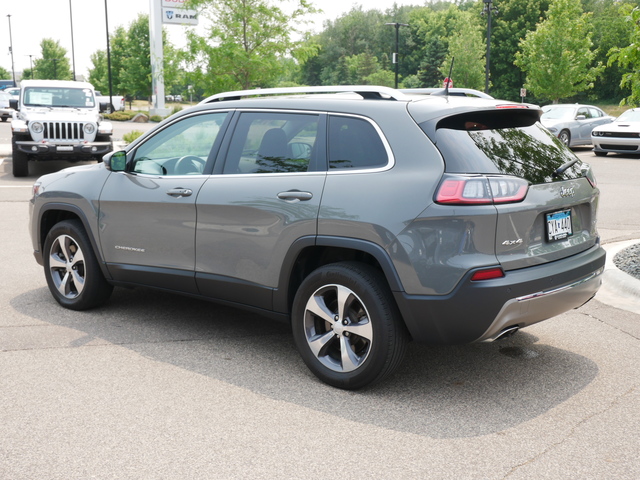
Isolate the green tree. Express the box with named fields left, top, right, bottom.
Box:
left=0, top=65, right=10, bottom=79
left=608, top=5, right=640, bottom=106
left=416, top=37, right=448, bottom=88
left=184, top=0, right=318, bottom=92
left=299, top=5, right=415, bottom=86
left=515, top=0, right=603, bottom=103
left=438, top=10, right=485, bottom=90
left=33, top=39, right=72, bottom=80
left=410, top=5, right=470, bottom=88
left=118, top=14, right=152, bottom=98
left=87, top=14, right=179, bottom=99
left=490, top=0, right=550, bottom=101
left=588, top=0, right=630, bottom=101
left=88, top=50, right=109, bottom=93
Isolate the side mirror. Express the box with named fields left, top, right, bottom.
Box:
left=104, top=150, right=127, bottom=172
left=9, top=99, right=18, bottom=110
left=576, top=114, right=586, bottom=120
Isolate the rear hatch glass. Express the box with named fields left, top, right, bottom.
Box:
left=419, top=108, right=599, bottom=271
left=430, top=109, right=583, bottom=183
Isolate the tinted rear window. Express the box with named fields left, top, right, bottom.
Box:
left=421, top=110, right=583, bottom=184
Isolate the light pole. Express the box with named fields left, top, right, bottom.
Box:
left=7, top=15, right=16, bottom=87
left=69, top=0, right=77, bottom=80
left=385, top=22, right=409, bottom=89
left=26, top=54, right=34, bottom=78
left=481, top=0, right=498, bottom=94
left=104, top=0, right=113, bottom=112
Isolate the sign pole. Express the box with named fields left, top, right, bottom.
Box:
left=149, top=0, right=168, bottom=116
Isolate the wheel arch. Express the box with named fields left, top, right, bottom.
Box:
left=37, top=204, right=111, bottom=280
left=274, top=236, right=404, bottom=316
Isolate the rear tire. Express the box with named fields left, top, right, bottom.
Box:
left=291, top=262, right=408, bottom=389
left=558, top=130, right=571, bottom=147
left=43, top=220, right=113, bottom=310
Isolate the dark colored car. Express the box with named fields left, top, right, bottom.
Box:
left=29, top=86, right=605, bottom=389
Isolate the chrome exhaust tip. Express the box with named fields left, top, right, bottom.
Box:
left=493, top=326, right=519, bottom=341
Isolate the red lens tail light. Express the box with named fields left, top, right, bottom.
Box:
left=471, top=267, right=505, bottom=281
left=435, top=175, right=529, bottom=205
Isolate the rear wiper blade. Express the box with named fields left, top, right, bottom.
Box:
left=553, top=158, right=579, bottom=177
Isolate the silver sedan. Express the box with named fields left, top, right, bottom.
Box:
left=541, top=104, right=614, bottom=147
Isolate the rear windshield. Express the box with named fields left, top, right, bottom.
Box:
left=421, top=110, right=583, bottom=184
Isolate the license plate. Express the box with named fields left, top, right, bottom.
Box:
left=56, top=146, right=74, bottom=152
left=546, top=209, right=572, bottom=242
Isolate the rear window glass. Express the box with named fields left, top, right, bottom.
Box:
left=422, top=111, right=583, bottom=184
left=329, top=115, right=388, bottom=169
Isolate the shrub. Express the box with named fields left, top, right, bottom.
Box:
left=122, top=130, right=144, bottom=144
left=105, top=111, right=134, bottom=121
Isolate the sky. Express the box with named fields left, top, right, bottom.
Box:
left=1, top=0, right=424, bottom=81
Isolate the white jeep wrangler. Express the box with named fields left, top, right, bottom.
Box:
left=11, top=80, right=113, bottom=177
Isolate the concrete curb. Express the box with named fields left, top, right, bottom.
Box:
left=596, top=239, right=640, bottom=315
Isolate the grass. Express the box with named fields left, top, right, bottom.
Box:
left=596, top=103, right=628, bottom=117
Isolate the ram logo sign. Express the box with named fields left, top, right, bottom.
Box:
left=161, top=6, right=198, bottom=25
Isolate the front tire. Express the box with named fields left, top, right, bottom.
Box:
left=291, top=262, right=408, bottom=389
left=43, top=220, right=113, bottom=310
left=12, top=138, right=29, bottom=177
left=594, top=151, right=607, bottom=157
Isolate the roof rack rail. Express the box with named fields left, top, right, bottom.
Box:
left=199, top=85, right=410, bottom=104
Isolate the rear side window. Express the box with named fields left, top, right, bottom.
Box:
left=423, top=110, right=583, bottom=184
left=328, top=115, right=388, bottom=170
left=223, top=112, right=320, bottom=174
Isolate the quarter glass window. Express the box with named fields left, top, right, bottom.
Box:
left=328, top=116, right=388, bottom=169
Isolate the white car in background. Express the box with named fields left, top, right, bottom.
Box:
left=541, top=104, right=614, bottom=147
left=592, top=108, right=640, bottom=156
left=4, top=87, right=20, bottom=100
left=0, top=91, right=13, bottom=122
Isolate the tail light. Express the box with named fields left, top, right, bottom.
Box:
left=435, top=174, right=529, bottom=205
left=471, top=267, right=505, bottom=281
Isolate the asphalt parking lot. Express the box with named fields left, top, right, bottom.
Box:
left=0, top=121, right=638, bottom=478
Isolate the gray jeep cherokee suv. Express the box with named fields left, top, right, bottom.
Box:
left=29, top=86, right=605, bottom=389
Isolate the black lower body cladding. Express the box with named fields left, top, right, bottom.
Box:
left=394, top=244, right=606, bottom=344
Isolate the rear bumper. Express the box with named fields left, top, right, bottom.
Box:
left=15, top=140, right=113, bottom=159
left=394, top=244, right=606, bottom=344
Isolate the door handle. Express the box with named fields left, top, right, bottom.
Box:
left=277, top=190, right=313, bottom=202
left=167, top=188, right=193, bottom=198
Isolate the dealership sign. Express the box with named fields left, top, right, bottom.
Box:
left=161, top=0, right=198, bottom=25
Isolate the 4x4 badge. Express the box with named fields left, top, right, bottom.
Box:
left=502, top=238, right=523, bottom=246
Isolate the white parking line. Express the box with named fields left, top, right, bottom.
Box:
left=0, top=185, right=32, bottom=188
